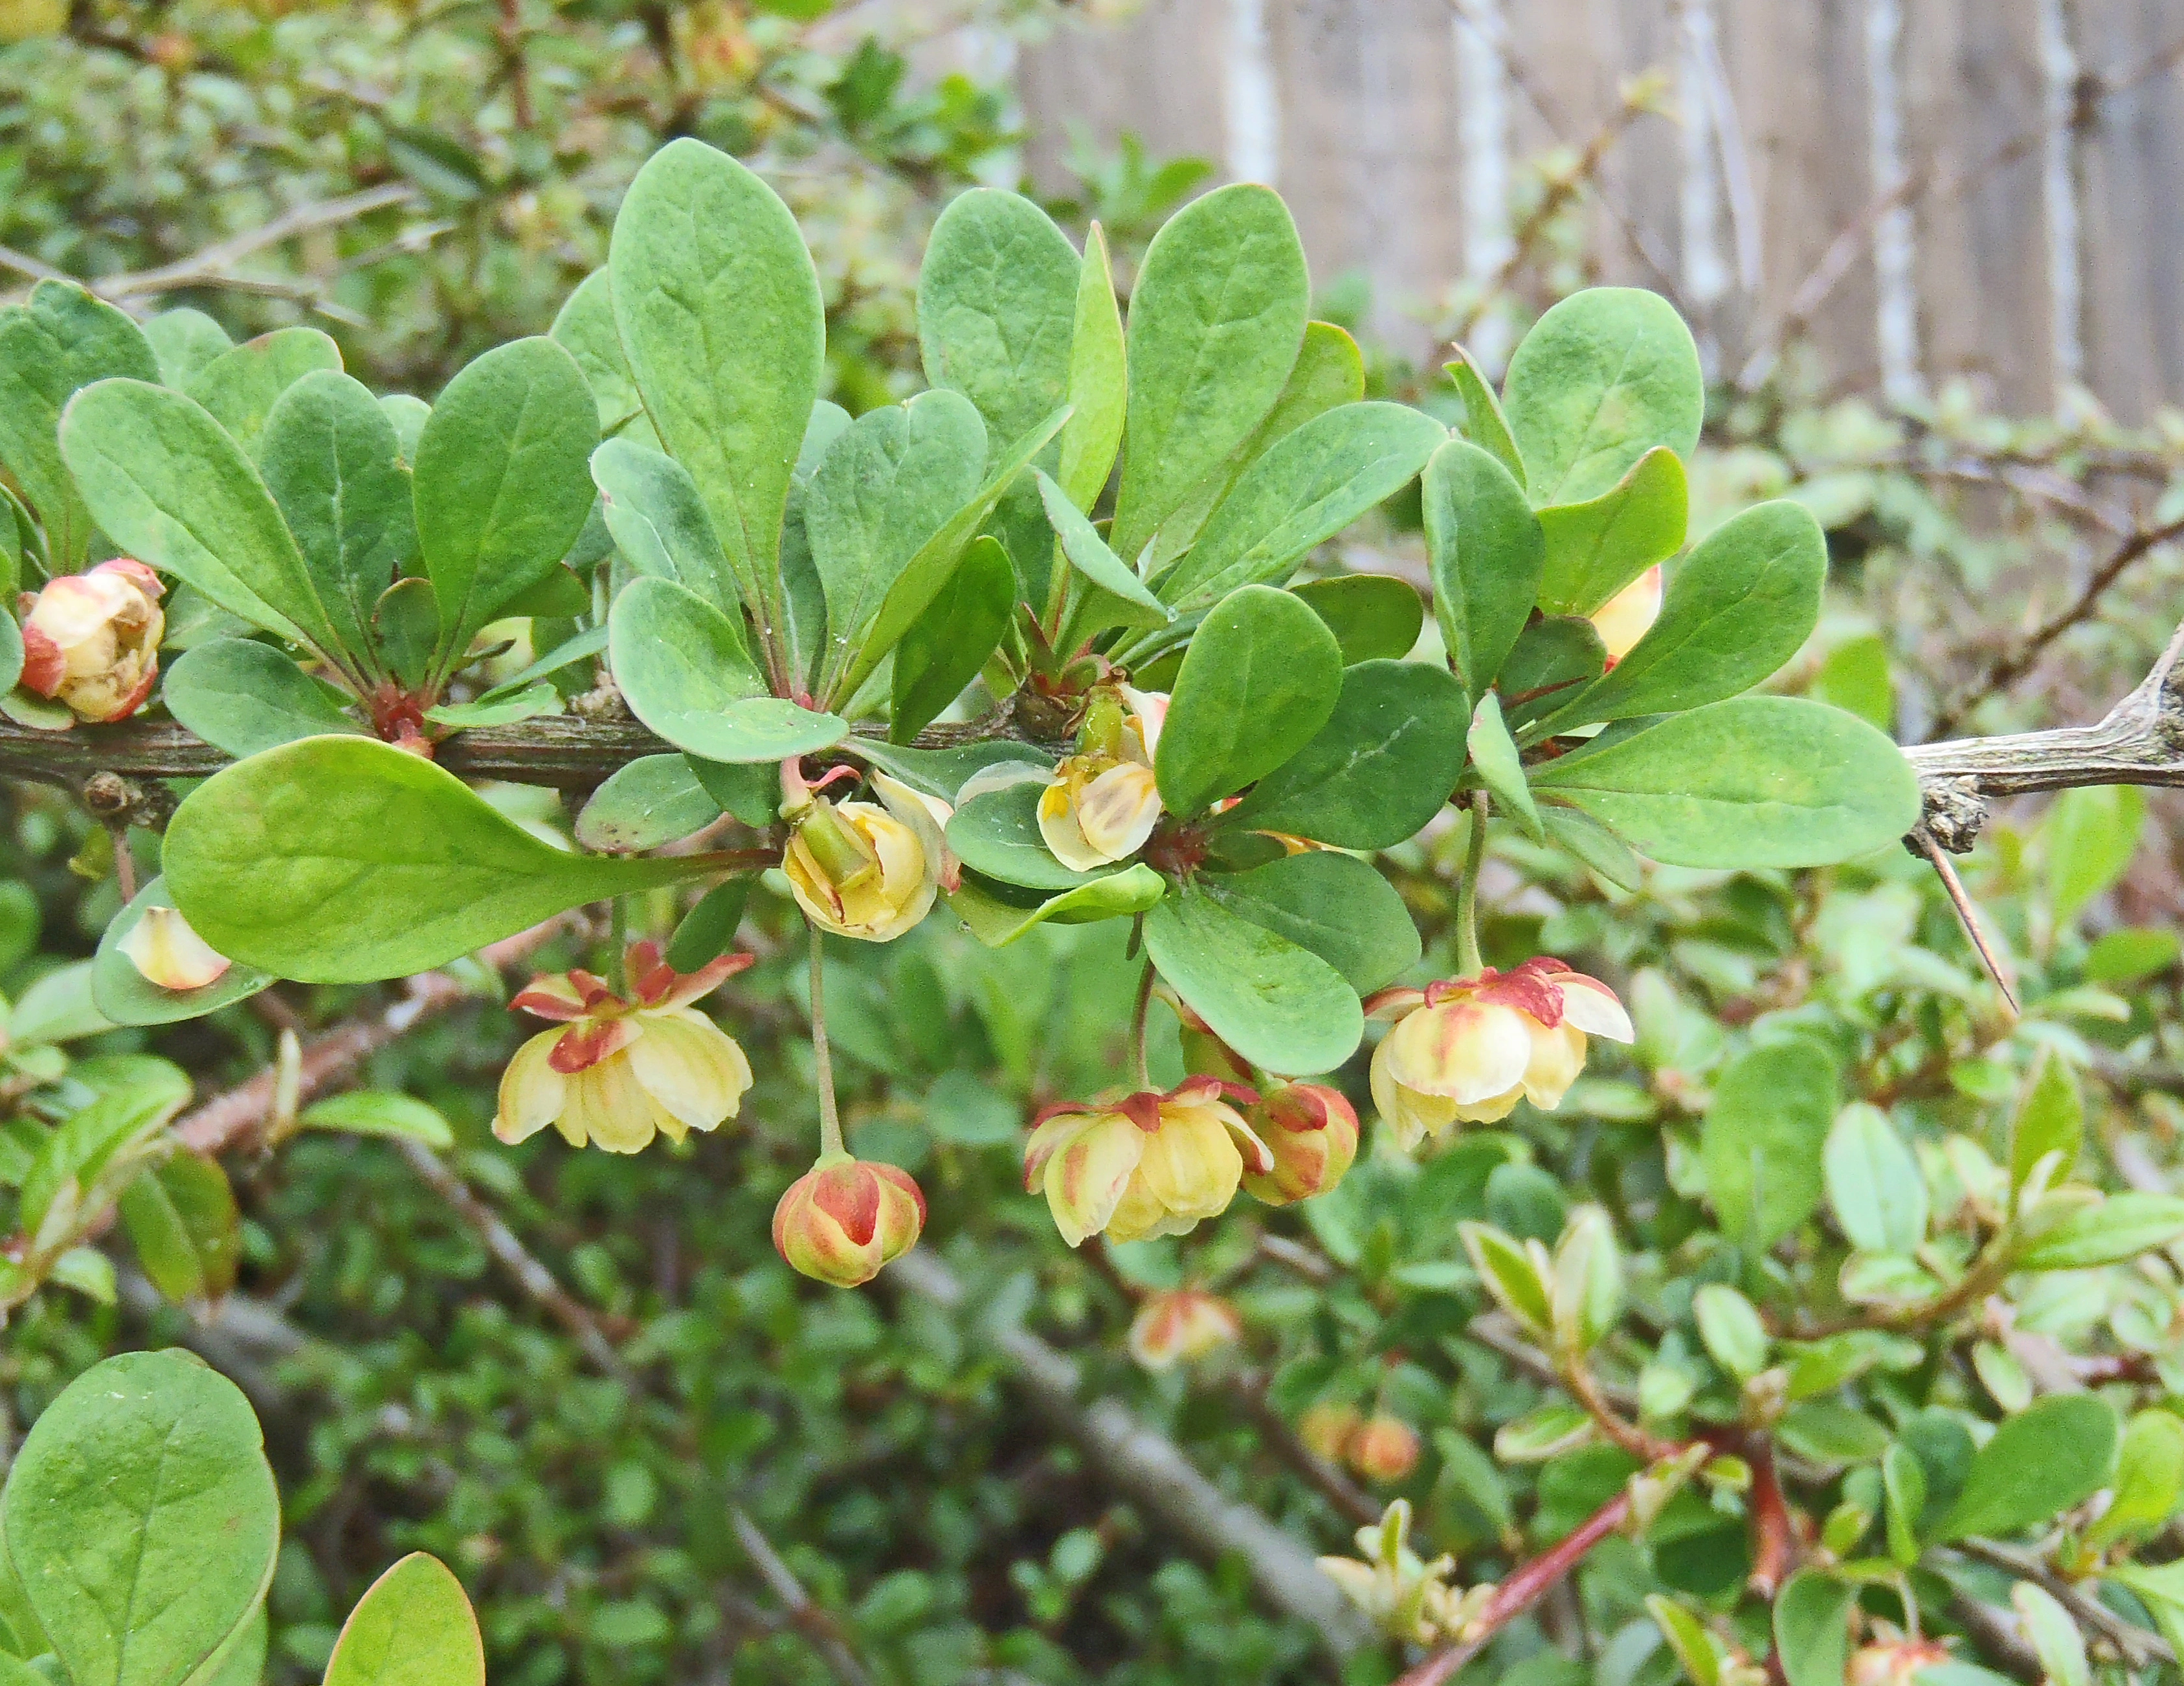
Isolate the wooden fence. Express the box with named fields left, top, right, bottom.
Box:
left=984, top=0, right=2184, bottom=420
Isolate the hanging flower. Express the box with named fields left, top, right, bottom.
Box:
left=1023, top=1075, right=1271, bottom=1246
left=1242, top=1082, right=1359, bottom=1205
left=781, top=770, right=948, bottom=942
left=772, top=1153, right=926, bottom=1287
left=1038, top=684, right=1168, bottom=871
left=494, top=942, right=753, bottom=1153
left=1128, top=1288, right=1243, bottom=1370
left=118, top=905, right=230, bottom=992
left=1589, top=565, right=1662, bottom=667
left=1367, top=959, right=1633, bottom=1148
left=19, top=558, right=164, bottom=724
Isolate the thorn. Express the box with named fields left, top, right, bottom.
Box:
left=1914, top=828, right=2020, bottom=1017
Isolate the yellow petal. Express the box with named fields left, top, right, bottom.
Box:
left=1589, top=564, right=1662, bottom=662
left=1133, top=1104, right=1243, bottom=1223
left=494, top=1031, right=570, bottom=1144
left=1519, top=1021, right=1588, bottom=1110
left=1038, top=774, right=1111, bottom=872
left=118, top=905, right=230, bottom=991
left=626, top=1008, right=753, bottom=1131
left=566, top=1055, right=661, bottom=1153
left=1075, top=762, right=1162, bottom=860
left=1042, top=1111, right=1145, bottom=1245
left=1380, top=1001, right=1533, bottom=1103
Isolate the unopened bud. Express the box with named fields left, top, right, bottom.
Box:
left=1299, top=1403, right=1362, bottom=1463
left=1242, top=1082, right=1359, bottom=1205
left=1127, top=1289, right=1242, bottom=1370
left=772, top=1153, right=925, bottom=1287
left=1348, top=1415, right=1421, bottom=1483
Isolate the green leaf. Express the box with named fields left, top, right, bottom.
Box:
left=610, top=139, right=822, bottom=622
left=2045, top=785, right=2145, bottom=922
left=258, top=370, right=418, bottom=672
left=1145, top=321, right=1370, bottom=581
left=1693, top=1284, right=1769, bottom=1381
left=891, top=534, right=1015, bottom=741
left=19, top=1059, right=192, bottom=1248
left=2108, top=1562, right=2184, bottom=1660
left=2083, top=926, right=2179, bottom=984
left=919, top=188, right=1079, bottom=453
left=1155, top=584, right=1342, bottom=817
left=1218, top=659, right=1467, bottom=849
left=1647, top=1595, right=1721, bottom=1686
left=550, top=269, right=657, bottom=449
left=380, top=395, right=430, bottom=464
left=1142, top=886, right=1362, bottom=1076
left=608, top=575, right=779, bottom=759
left=1942, top=1394, right=2117, bottom=1540
left=1883, top=1441, right=1928, bottom=1563
left=413, top=337, right=599, bottom=663
left=1199, top=850, right=1419, bottom=993
left=161, top=736, right=722, bottom=983
left=1773, top=1571, right=1856, bottom=1686
left=162, top=639, right=366, bottom=759
left=1153, top=403, right=1446, bottom=612
left=685, top=754, right=784, bottom=829
left=2086, top=1412, right=2184, bottom=1549
left=590, top=436, right=741, bottom=615
left=372, top=577, right=438, bottom=689
left=575, top=754, right=724, bottom=853
left=1700, top=1039, right=1839, bottom=1246
left=1445, top=347, right=1524, bottom=487
left=1425, top=438, right=1544, bottom=707
left=1532, top=697, right=1922, bottom=869
left=1502, top=287, right=1704, bottom=507
left=2012, top=1584, right=2088, bottom=1686
left=1541, top=805, right=1643, bottom=891
left=1825, top=1104, right=1927, bottom=1254
left=838, top=405, right=1071, bottom=704
left=1811, top=632, right=1893, bottom=731
left=297, top=1092, right=455, bottom=1149
left=1466, top=693, right=1543, bottom=841
left=118, top=1151, right=240, bottom=1304
left=847, top=738, right=1051, bottom=804
left=424, top=683, right=561, bottom=730
left=1460, top=1221, right=1552, bottom=1338
left=1057, top=222, right=1126, bottom=511
left=807, top=389, right=988, bottom=692
left=1535, top=446, right=1688, bottom=617
left=665, top=876, right=754, bottom=971
left=1110, top=184, right=1309, bottom=561
left=93, top=874, right=274, bottom=1028
left=2014, top=1193, right=2184, bottom=1271
left=4, top=1349, right=278, bottom=1686
left=1291, top=574, right=1421, bottom=663
left=0, top=281, right=159, bottom=566
left=1499, top=616, right=1605, bottom=729
left=2009, top=1051, right=2082, bottom=1197
left=322, top=1553, right=483, bottom=1686
left=0, top=612, right=17, bottom=697
left=140, top=307, right=232, bottom=390
left=1565, top=499, right=1827, bottom=722
left=946, top=866, right=1165, bottom=948
left=946, top=782, right=1092, bottom=891
left=1777, top=1402, right=1891, bottom=1464
left=60, top=379, right=328, bottom=647
left=1037, top=471, right=1168, bottom=618
left=184, top=326, right=343, bottom=457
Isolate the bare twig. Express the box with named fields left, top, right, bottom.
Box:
left=1226, top=1373, right=1381, bottom=1528
left=1953, top=1539, right=2174, bottom=1669
left=95, top=184, right=421, bottom=298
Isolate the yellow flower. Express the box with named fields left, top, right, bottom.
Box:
left=1037, top=685, right=1168, bottom=871
left=1128, top=1288, right=1243, bottom=1370
left=494, top=942, right=753, bottom=1153
left=1589, top=564, right=1662, bottom=667
left=118, top=905, right=230, bottom=992
left=19, top=559, right=164, bottom=724
left=1022, top=1076, right=1271, bottom=1246
left=1241, top=1082, right=1359, bottom=1205
left=1367, top=959, right=1633, bottom=1148
left=781, top=771, right=949, bottom=942
left=772, top=1152, right=926, bottom=1287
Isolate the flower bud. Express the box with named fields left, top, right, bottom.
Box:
left=1023, top=1076, right=1269, bottom=1246
left=1037, top=684, right=1167, bottom=869
left=118, top=905, right=230, bottom=992
left=19, top=559, right=164, bottom=723
left=1241, top=1082, right=1359, bottom=1204
left=1589, top=564, right=1662, bottom=667
left=1128, top=1288, right=1243, bottom=1370
left=1348, top=1415, right=1421, bottom=1483
left=772, top=1152, right=926, bottom=1287
left=1847, top=1641, right=1951, bottom=1686
left=1298, top=1403, right=1362, bottom=1463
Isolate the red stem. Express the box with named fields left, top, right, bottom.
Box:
left=1747, top=1441, right=1795, bottom=1598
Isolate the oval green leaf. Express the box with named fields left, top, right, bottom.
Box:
left=1155, top=583, right=1342, bottom=818
left=1142, top=887, right=1362, bottom=1076
left=1942, top=1394, right=2117, bottom=1540
left=323, top=1553, right=484, bottom=1686
left=1425, top=437, right=1544, bottom=706
left=161, top=638, right=368, bottom=760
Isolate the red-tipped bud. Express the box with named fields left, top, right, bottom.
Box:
left=1242, top=1082, right=1359, bottom=1205
left=1127, top=1289, right=1243, bottom=1370
left=1347, top=1415, right=1421, bottom=1483
left=772, top=1153, right=926, bottom=1287
left=19, top=559, right=164, bottom=724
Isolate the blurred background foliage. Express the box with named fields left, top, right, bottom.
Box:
left=6, top=4, right=2184, bottom=1685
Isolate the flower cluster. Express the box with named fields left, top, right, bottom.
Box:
left=20, top=558, right=164, bottom=723
left=1038, top=684, right=1168, bottom=870
left=1367, top=959, right=1634, bottom=1147
left=495, top=942, right=754, bottom=1153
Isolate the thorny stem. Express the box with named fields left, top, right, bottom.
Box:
left=808, top=924, right=845, bottom=1158
left=1128, top=954, right=1155, bottom=1091
left=1454, top=791, right=1490, bottom=978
